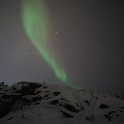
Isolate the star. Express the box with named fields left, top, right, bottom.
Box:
left=56, top=32, right=59, bottom=34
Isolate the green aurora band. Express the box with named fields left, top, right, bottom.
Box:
left=22, top=0, right=68, bottom=83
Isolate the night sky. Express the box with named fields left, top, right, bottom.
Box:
left=0, top=0, right=124, bottom=93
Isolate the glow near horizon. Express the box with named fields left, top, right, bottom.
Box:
left=22, top=0, right=68, bottom=84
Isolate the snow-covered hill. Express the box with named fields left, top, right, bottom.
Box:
left=0, top=81, right=124, bottom=124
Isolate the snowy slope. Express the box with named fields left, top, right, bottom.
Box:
left=0, top=81, right=124, bottom=124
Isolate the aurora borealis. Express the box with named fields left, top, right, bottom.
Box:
left=0, top=0, right=124, bottom=93
left=22, top=0, right=68, bottom=84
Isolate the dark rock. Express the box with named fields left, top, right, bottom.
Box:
left=120, top=107, right=124, bottom=109
left=60, top=110, right=73, bottom=118
left=43, top=86, right=47, bottom=89
left=50, top=100, right=59, bottom=105
left=63, top=103, right=80, bottom=113
left=85, top=115, right=94, bottom=121
left=108, top=111, right=116, bottom=115
left=8, top=117, right=14, bottom=120
left=32, top=96, right=42, bottom=102
left=84, top=100, right=90, bottom=106
left=104, top=114, right=112, bottom=121
left=0, top=102, right=13, bottom=118
left=99, top=104, right=109, bottom=109
left=33, top=102, right=40, bottom=105
left=53, top=91, right=61, bottom=96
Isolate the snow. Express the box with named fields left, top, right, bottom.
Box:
left=0, top=82, right=124, bottom=124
